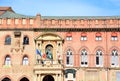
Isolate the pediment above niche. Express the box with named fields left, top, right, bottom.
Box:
left=35, top=33, right=63, bottom=41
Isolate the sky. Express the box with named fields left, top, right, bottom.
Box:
left=0, top=0, right=120, bottom=16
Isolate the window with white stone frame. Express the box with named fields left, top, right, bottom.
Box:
left=5, top=35, right=11, bottom=45
left=111, top=49, right=119, bottom=67
left=22, top=56, right=29, bottom=65
left=81, top=49, right=88, bottom=67
left=96, top=49, right=103, bottom=67
left=66, top=32, right=72, bottom=41
left=111, top=32, right=118, bottom=41
left=5, top=55, right=11, bottom=66
left=66, top=49, right=73, bottom=66
left=81, top=32, right=87, bottom=41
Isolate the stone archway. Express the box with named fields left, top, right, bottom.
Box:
left=43, top=75, right=54, bottom=81
left=20, top=77, right=29, bottom=81
left=2, top=77, right=11, bottom=81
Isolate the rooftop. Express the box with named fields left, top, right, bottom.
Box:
left=0, top=6, right=120, bottom=19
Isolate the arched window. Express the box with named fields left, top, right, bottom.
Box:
left=111, top=49, right=119, bottom=67
left=81, top=49, right=88, bottom=66
left=5, top=36, right=11, bottom=45
left=22, top=56, right=29, bottom=65
left=66, top=49, right=73, bottom=66
left=23, top=36, right=29, bottom=45
left=5, top=55, right=11, bottom=65
left=96, top=49, right=103, bottom=66
left=2, top=77, right=11, bottom=81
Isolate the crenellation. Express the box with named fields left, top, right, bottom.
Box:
left=0, top=17, right=120, bottom=29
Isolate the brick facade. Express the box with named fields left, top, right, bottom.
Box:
left=0, top=7, right=120, bottom=81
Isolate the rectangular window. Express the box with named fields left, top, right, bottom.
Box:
left=96, top=36, right=102, bottom=41
left=66, top=20, right=69, bottom=25
left=111, top=36, right=117, bottom=41
left=66, top=36, right=72, bottom=41
left=81, top=20, right=84, bottom=24
left=81, top=55, right=88, bottom=66
left=67, top=56, right=69, bottom=64
left=22, top=19, right=26, bottom=25
left=95, top=20, right=98, bottom=24
left=30, top=19, right=33, bottom=25
left=15, top=18, right=19, bottom=25
left=81, top=36, right=87, bottom=41
left=7, top=19, right=11, bottom=25
left=52, top=19, right=55, bottom=25
left=96, top=57, right=99, bottom=65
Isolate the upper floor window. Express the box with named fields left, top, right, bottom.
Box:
left=81, top=33, right=87, bottom=41
left=5, top=36, right=11, bottom=45
left=81, top=49, right=88, bottom=66
left=15, top=18, right=19, bottom=25
left=111, top=32, right=118, bottom=41
left=30, top=19, right=33, bottom=25
left=5, top=55, right=11, bottom=66
left=23, top=36, right=29, bottom=45
left=95, top=20, right=98, bottom=24
left=7, top=19, right=11, bottom=25
left=66, top=49, right=73, bottom=66
left=96, top=49, right=103, bottom=67
left=22, top=56, right=29, bottom=65
left=80, top=20, right=84, bottom=24
left=111, top=49, right=119, bottom=67
left=22, top=18, right=26, bottom=25
left=66, top=32, right=72, bottom=41
left=65, top=20, right=69, bottom=25
left=52, top=19, right=55, bottom=25
left=95, top=32, right=102, bottom=41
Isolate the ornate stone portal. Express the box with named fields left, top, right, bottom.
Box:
left=34, top=33, right=64, bottom=81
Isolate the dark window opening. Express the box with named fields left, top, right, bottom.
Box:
left=23, top=36, right=29, bottom=45
left=5, top=36, right=11, bottom=45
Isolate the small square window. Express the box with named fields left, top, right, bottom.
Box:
left=111, top=36, right=117, bottom=41
left=96, top=36, right=102, bottom=41
left=81, top=36, right=87, bottom=41
left=66, top=36, right=72, bottom=41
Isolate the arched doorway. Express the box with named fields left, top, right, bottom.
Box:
left=2, top=77, right=11, bottom=81
left=20, top=77, right=29, bottom=81
left=43, top=75, right=54, bottom=81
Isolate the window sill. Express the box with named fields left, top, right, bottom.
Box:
left=66, top=65, right=73, bottom=67
left=3, top=65, right=11, bottom=68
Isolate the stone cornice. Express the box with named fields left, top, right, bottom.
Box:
left=0, top=27, right=120, bottom=32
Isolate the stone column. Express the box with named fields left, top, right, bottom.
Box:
left=34, top=74, right=37, bottom=81
left=37, top=74, right=40, bottom=81
left=56, top=74, right=58, bottom=81
left=60, top=74, right=62, bottom=81
left=39, top=74, right=41, bottom=81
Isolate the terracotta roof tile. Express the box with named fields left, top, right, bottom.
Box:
left=0, top=6, right=14, bottom=15
left=0, top=11, right=5, bottom=15
left=0, top=7, right=10, bottom=11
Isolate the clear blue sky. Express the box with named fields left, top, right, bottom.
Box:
left=0, top=0, right=120, bottom=16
